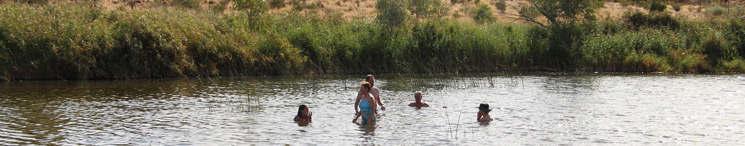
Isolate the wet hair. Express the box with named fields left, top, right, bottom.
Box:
left=361, top=81, right=372, bottom=92
left=297, top=105, right=307, bottom=117
left=365, top=74, right=374, bottom=82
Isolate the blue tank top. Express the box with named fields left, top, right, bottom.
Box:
left=359, top=101, right=375, bottom=121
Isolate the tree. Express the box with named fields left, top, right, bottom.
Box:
left=376, top=0, right=409, bottom=32
left=234, top=0, right=268, bottom=16
left=495, top=1, right=507, bottom=13
left=516, top=0, right=602, bottom=70
left=473, top=3, right=495, bottom=24
left=515, top=0, right=602, bottom=27
left=234, top=0, right=268, bottom=29
left=408, top=0, right=446, bottom=20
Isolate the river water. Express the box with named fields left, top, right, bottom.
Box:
left=0, top=74, right=743, bottom=145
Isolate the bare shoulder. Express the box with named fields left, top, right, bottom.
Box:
left=371, top=87, right=380, bottom=94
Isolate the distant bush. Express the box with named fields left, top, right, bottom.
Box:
left=625, top=11, right=679, bottom=30
left=670, top=3, right=681, bottom=12
left=736, top=5, right=745, bottom=15
left=519, top=6, right=540, bottom=19
left=234, top=0, right=268, bottom=13
left=210, top=0, right=229, bottom=13
left=649, top=1, right=667, bottom=12
left=269, top=0, right=285, bottom=9
left=473, top=3, right=495, bottom=24
left=173, top=0, right=202, bottom=9
left=408, top=0, right=446, bottom=20
left=722, top=59, right=745, bottom=72
left=14, top=0, right=50, bottom=4
left=452, top=12, right=462, bottom=18
left=618, top=0, right=632, bottom=7
left=703, top=33, right=731, bottom=65
left=495, top=1, right=506, bottom=13
left=727, top=19, right=745, bottom=58
left=376, top=0, right=409, bottom=33
left=706, top=6, right=726, bottom=16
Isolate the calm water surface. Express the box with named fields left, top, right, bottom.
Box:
left=1, top=74, right=744, bottom=145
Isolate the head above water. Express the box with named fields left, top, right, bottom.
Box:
left=297, top=104, right=309, bottom=117
left=478, top=103, right=491, bottom=113
left=365, top=74, right=374, bottom=87
left=414, top=91, right=423, bottom=102
left=360, top=81, right=372, bottom=93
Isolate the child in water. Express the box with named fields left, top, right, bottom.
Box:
left=294, top=105, right=312, bottom=122
left=477, top=103, right=493, bottom=122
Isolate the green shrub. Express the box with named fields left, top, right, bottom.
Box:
left=495, top=1, right=506, bottom=13
left=519, top=6, right=541, bottom=19
left=173, top=0, right=203, bottom=9
left=702, top=33, right=731, bottom=65
left=210, top=0, right=229, bottom=13
left=234, top=0, right=268, bottom=13
left=452, top=12, right=462, bottom=18
left=618, top=0, right=632, bottom=7
left=408, top=0, right=446, bottom=20
left=269, top=0, right=285, bottom=9
left=14, top=0, right=50, bottom=5
left=473, top=3, right=495, bottom=24
left=722, top=59, right=745, bottom=72
left=670, top=3, right=682, bottom=12
left=736, top=5, right=745, bottom=15
left=450, top=0, right=458, bottom=5
left=292, top=3, right=304, bottom=11
left=678, top=53, right=710, bottom=72
left=256, top=34, right=307, bottom=74
left=727, top=19, right=745, bottom=58
left=649, top=1, right=667, bottom=12
left=376, top=0, right=409, bottom=33
left=706, top=6, right=726, bottom=16
left=624, top=11, right=679, bottom=30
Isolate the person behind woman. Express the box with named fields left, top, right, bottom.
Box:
left=294, top=105, right=312, bottom=122
left=477, top=103, right=493, bottom=122
left=353, top=81, right=377, bottom=123
left=408, top=91, right=430, bottom=108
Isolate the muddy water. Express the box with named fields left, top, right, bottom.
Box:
left=1, top=74, right=743, bottom=145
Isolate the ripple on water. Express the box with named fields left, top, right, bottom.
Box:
left=2, top=75, right=745, bottom=145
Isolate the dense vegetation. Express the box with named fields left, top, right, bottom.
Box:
left=0, top=1, right=744, bottom=80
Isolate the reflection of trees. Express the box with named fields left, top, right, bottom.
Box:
left=0, top=79, right=187, bottom=144
left=0, top=96, right=67, bottom=145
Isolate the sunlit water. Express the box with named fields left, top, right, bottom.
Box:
left=1, top=74, right=744, bottom=145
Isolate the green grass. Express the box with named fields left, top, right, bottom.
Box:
left=1, top=2, right=745, bottom=80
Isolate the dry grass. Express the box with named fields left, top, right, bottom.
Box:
left=86, top=0, right=722, bottom=23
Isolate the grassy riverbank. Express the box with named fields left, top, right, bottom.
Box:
left=1, top=2, right=744, bottom=80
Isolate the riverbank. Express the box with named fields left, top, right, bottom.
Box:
left=1, top=2, right=744, bottom=81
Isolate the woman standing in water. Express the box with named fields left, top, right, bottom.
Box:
left=353, top=81, right=377, bottom=123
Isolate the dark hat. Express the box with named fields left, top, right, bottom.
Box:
left=478, top=104, right=492, bottom=113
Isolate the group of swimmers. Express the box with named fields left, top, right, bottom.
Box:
left=294, top=74, right=495, bottom=124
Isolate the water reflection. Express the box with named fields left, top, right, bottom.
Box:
left=0, top=74, right=743, bottom=145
